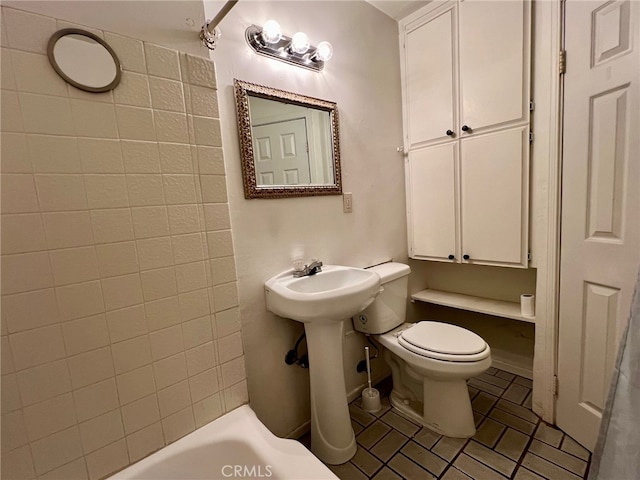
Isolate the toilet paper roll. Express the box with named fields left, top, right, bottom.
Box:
left=521, top=294, right=535, bottom=318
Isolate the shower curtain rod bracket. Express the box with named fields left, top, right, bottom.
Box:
left=200, top=0, right=239, bottom=51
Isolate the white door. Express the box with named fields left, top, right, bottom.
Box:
left=557, top=0, right=639, bottom=451
left=404, top=3, right=457, bottom=148
left=460, top=127, right=529, bottom=267
left=252, top=118, right=310, bottom=185
left=408, top=143, right=458, bottom=261
left=458, top=0, right=530, bottom=135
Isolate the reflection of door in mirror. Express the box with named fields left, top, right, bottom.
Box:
left=248, top=96, right=334, bottom=186
left=252, top=119, right=311, bottom=185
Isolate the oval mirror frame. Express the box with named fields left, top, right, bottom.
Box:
left=47, top=28, right=122, bottom=93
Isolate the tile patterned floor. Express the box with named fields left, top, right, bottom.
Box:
left=300, top=368, right=591, bottom=480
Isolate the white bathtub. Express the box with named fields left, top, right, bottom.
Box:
left=110, top=405, right=337, bottom=480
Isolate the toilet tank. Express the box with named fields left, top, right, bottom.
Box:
left=352, top=262, right=411, bottom=334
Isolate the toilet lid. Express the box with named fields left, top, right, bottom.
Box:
left=399, top=321, right=487, bottom=356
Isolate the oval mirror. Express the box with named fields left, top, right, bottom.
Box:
left=47, top=28, right=122, bottom=93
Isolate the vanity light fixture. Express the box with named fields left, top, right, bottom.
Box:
left=245, top=21, right=333, bottom=72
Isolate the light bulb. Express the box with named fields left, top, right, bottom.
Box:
left=315, top=41, right=333, bottom=62
left=290, top=32, right=310, bottom=54
left=261, top=20, right=282, bottom=44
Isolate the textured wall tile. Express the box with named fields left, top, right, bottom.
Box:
left=159, top=142, right=193, bottom=173
left=149, top=76, right=185, bottom=112
left=73, top=378, right=119, bottom=423
left=84, top=438, right=128, bottom=480
left=1, top=251, right=54, bottom=295
left=126, top=422, right=164, bottom=463
left=78, top=138, right=124, bottom=174
left=104, top=32, right=146, bottom=73
left=55, top=280, right=105, bottom=321
left=30, top=426, right=83, bottom=475
left=67, top=347, right=114, bottom=390
left=23, top=393, right=77, bottom=442
left=70, top=100, right=119, bottom=139
left=153, top=352, right=187, bottom=390
left=161, top=407, right=195, bottom=444
left=1, top=213, right=47, bottom=255
left=121, top=140, right=160, bottom=173
left=95, top=241, right=139, bottom=278
left=42, top=211, right=95, bottom=249
left=145, top=43, right=180, bottom=80
left=61, top=314, right=110, bottom=356
left=49, top=246, right=100, bottom=286
left=28, top=134, right=81, bottom=173
left=167, top=204, right=200, bottom=235
left=2, top=288, right=59, bottom=333
left=116, top=106, right=156, bottom=141
left=90, top=208, right=135, bottom=244
left=121, top=394, right=160, bottom=435
left=35, top=174, right=88, bottom=212
left=114, top=71, right=151, bottom=107
left=193, top=116, right=221, bottom=146
left=16, top=359, right=71, bottom=407
left=185, top=54, right=216, bottom=89
left=1, top=174, right=39, bottom=213
left=111, top=334, right=152, bottom=374
left=105, top=304, right=148, bottom=344
left=3, top=8, right=57, bottom=54
left=154, top=110, right=189, bottom=143
left=20, top=93, right=74, bottom=135
left=1, top=90, right=24, bottom=132
left=11, top=50, right=67, bottom=96
left=1, top=132, right=31, bottom=172
left=126, top=174, right=164, bottom=207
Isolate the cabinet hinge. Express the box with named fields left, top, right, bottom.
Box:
left=559, top=50, right=567, bottom=75
left=529, top=132, right=534, bottom=143
left=527, top=251, right=532, bottom=262
left=529, top=101, right=535, bottom=112
left=553, top=375, right=559, bottom=396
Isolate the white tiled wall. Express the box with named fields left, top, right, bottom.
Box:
left=0, top=6, right=247, bottom=479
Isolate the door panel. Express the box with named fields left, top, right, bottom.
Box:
left=408, top=143, right=457, bottom=260
left=557, top=0, right=639, bottom=451
left=405, top=5, right=457, bottom=147
left=252, top=118, right=310, bottom=185
left=458, top=0, right=529, bottom=134
left=460, top=127, right=529, bottom=266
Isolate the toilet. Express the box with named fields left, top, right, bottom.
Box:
left=353, top=262, right=491, bottom=438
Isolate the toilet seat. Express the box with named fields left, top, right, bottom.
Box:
left=398, top=321, right=490, bottom=362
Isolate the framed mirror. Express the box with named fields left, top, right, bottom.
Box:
left=47, top=28, right=122, bottom=93
left=234, top=79, right=342, bottom=199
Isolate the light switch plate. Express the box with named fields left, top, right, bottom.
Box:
left=343, top=193, right=353, bottom=213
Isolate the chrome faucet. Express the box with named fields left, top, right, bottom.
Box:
left=293, top=259, right=323, bottom=277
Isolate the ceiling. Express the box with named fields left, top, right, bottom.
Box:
left=366, top=0, right=430, bottom=21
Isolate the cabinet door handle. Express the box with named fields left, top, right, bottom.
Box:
left=448, top=254, right=455, bottom=260
left=461, top=125, right=471, bottom=132
left=446, top=129, right=454, bottom=136
left=463, top=254, right=470, bottom=260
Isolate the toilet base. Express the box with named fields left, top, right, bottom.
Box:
left=389, top=376, right=476, bottom=438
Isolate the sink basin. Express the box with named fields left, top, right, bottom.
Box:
left=264, top=265, right=381, bottom=465
left=264, top=265, right=381, bottom=323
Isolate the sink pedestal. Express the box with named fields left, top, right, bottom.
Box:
left=305, top=320, right=356, bottom=465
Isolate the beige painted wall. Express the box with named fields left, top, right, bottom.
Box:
left=0, top=6, right=246, bottom=479
left=205, top=1, right=407, bottom=437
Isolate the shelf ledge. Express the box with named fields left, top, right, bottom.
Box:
left=411, top=289, right=535, bottom=324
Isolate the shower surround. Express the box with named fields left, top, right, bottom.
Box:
left=0, top=6, right=247, bottom=479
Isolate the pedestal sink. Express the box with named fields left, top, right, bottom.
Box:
left=265, top=265, right=381, bottom=465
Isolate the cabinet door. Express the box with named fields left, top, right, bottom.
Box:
left=460, top=127, right=528, bottom=267
left=404, top=5, right=457, bottom=148
left=458, top=0, right=530, bottom=134
left=408, top=143, right=458, bottom=261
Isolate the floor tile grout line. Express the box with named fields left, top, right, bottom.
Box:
left=525, top=450, right=587, bottom=480
left=506, top=414, right=542, bottom=480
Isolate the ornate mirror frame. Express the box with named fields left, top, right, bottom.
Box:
left=234, top=79, right=342, bottom=199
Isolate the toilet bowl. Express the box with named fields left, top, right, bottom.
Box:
left=352, top=262, right=492, bottom=438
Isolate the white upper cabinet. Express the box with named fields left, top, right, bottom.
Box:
left=405, top=5, right=457, bottom=148
left=401, top=0, right=531, bottom=268
left=458, top=0, right=530, bottom=134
